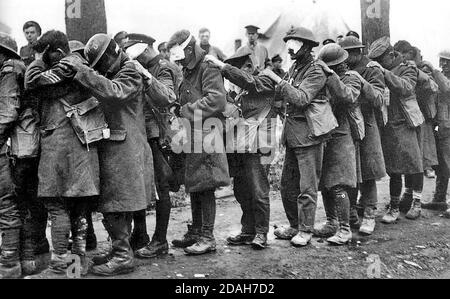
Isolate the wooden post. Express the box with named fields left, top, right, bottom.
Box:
left=360, top=0, right=390, bottom=48
left=65, top=0, right=107, bottom=44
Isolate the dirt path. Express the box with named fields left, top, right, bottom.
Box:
left=30, top=177, right=450, bottom=279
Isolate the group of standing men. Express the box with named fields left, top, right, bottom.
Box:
left=0, top=19, right=449, bottom=279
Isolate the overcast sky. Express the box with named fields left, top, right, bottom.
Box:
left=1, top=0, right=450, bottom=65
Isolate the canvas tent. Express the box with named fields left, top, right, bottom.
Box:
left=226, top=1, right=351, bottom=69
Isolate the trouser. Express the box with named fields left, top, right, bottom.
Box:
left=232, top=154, right=270, bottom=235
left=433, top=167, right=449, bottom=202
left=433, top=131, right=450, bottom=202
left=190, top=190, right=216, bottom=240
left=280, top=144, right=324, bottom=233
left=0, top=155, right=21, bottom=265
left=12, top=158, right=47, bottom=260
left=44, top=197, right=91, bottom=256
left=348, top=180, right=378, bottom=212
left=322, top=186, right=350, bottom=231
left=388, top=173, right=423, bottom=207
left=150, top=139, right=172, bottom=243
left=102, top=212, right=133, bottom=259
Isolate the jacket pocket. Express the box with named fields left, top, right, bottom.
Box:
left=109, top=130, right=127, bottom=142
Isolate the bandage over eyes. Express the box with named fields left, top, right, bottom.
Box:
left=170, top=34, right=193, bottom=63
left=286, top=39, right=304, bottom=54
left=125, top=43, right=148, bottom=60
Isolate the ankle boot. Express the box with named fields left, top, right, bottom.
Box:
left=184, top=229, right=216, bottom=256
left=90, top=213, right=135, bottom=277
left=359, top=207, right=376, bottom=235
left=130, top=210, right=150, bottom=251
left=172, top=225, right=201, bottom=248
left=406, top=200, right=422, bottom=220
left=315, top=191, right=339, bottom=238
left=382, top=197, right=400, bottom=224
left=399, top=192, right=413, bottom=214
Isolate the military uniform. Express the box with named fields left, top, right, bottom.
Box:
left=221, top=51, right=276, bottom=244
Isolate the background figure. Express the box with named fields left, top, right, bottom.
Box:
left=198, top=28, right=227, bottom=61
left=236, top=25, right=269, bottom=71
left=20, top=21, right=41, bottom=66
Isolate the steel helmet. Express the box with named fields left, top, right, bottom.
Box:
left=318, top=43, right=349, bottom=66
left=338, top=36, right=365, bottom=51
left=84, top=34, right=114, bottom=67
left=283, top=26, right=319, bottom=47
left=0, top=32, right=20, bottom=60
left=69, top=40, right=85, bottom=54
left=439, top=50, right=450, bottom=61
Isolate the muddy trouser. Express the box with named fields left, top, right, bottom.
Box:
left=190, top=190, right=216, bottom=240
left=0, top=155, right=21, bottom=265
left=44, top=197, right=91, bottom=257
left=280, top=144, right=324, bottom=233
left=102, top=212, right=133, bottom=259
left=349, top=180, right=378, bottom=212
left=433, top=131, right=450, bottom=201
left=149, top=139, right=172, bottom=243
left=233, top=154, right=270, bottom=235
left=388, top=173, right=423, bottom=208
left=12, top=158, right=48, bottom=260
left=322, top=186, right=350, bottom=231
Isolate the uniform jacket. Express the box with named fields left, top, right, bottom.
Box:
left=72, top=52, right=154, bottom=212
left=353, top=56, right=387, bottom=181
left=179, top=45, right=230, bottom=193
left=381, top=55, right=423, bottom=174
left=0, top=59, right=24, bottom=199
left=25, top=55, right=100, bottom=198
left=275, top=55, right=330, bottom=148
left=143, top=54, right=177, bottom=140
left=433, top=70, right=450, bottom=129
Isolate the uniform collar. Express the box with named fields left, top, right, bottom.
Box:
left=294, top=54, right=314, bottom=70
left=146, top=54, right=163, bottom=69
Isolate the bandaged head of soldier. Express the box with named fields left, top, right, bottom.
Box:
left=32, top=30, right=70, bottom=66
left=167, top=30, right=196, bottom=67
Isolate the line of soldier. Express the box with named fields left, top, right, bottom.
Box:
left=0, top=20, right=449, bottom=279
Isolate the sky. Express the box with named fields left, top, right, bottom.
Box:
left=1, top=0, right=450, bottom=65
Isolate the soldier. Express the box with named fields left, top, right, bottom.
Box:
left=368, top=37, right=425, bottom=223
left=167, top=29, right=230, bottom=255
left=267, top=27, right=333, bottom=247
left=198, top=28, right=227, bottom=62
left=0, top=33, right=27, bottom=279
left=271, top=54, right=286, bottom=79
left=158, top=42, right=170, bottom=61
left=422, top=51, right=450, bottom=213
left=338, top=36, right=387, bottom=235
left=25, top=30, right=101, bottom=275
left=236, top=25, right=269, bottom=71
left=20, top=21, right=42, bottom=66
left=60, top=33, right=154, bottom=276
left=394, top=41, right=439, bottom=212
left=123, top=33, right=178, bottom=258
left=114, top=31, right=129, bottom=50
left=205, top=48, right=277, bottom=250
left=315, top=43, right=363, bottom=245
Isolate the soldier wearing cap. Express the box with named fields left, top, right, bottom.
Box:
left=123, top=33, right=179, bottom=258
left=368, top=36, right=425, bottom=224
left=421, top=50, right=450, bottom=215
left=337, top=36, right=387, bottom=236
left=167, top=29, right=230, bottom=256
left=20, top=21, right=42, bottom=66
left=198, top=28, right=227, bottom=62
left=262, top=26, right=334, bottom=247
left=205, top=47, right=277, bottom=250
left=236, top=25, right=269, bottom=71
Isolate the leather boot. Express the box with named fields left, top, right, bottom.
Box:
left=71, top=216, right=88, bottom=276
left=91, top=219, right=114, bottom=266
left=0, top=229, right=22, bottom=279
left=399, top=192, right=413, bottom=214
left=184, top=230, right=216, bottom=256
left=405, top=200, right=422, bottom=220
left=327, top=227, right=352, bottom=246
left=86, top=213, right=97, bottom=251
left=130, top=210, right=150, bottom=251
left=135, top=239, right=169, bottom=259
left=382, top=197, right=400, bottom=224
left=172, top=225, right=201, bottom=248
left=90, top=213, right=135, bottom=277
left=49, top=253, right=69, bottom=274
left=227, top=233, right=255, bottom=246
left=274, top=226, right=298, bottom=240
left=423, top=175, right=448, bottom=211
left=251, top=234, right=268, bottom=250
left=327, top=188, right=352, bottom=245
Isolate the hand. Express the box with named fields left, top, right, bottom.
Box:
left=420, top=60, right=434, bottom=72
left=131, top=60, right=154, bottom=82
left=316, top=60, right=335, bottom=76
left=205, top=55, right=226, bottom=69
left=59, top=54, right=86, bottom=72
left=367, top=61, right=385, bottom=73
left=260, top=69, right=282, bottom=84
left=35, top=45, right=50, bottom=61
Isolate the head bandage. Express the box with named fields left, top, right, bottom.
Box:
left=170, top=34, right=193, bottom=63
left=125, top=43, right=148, bottom=60
left=286, top=39, right=304, bottom=54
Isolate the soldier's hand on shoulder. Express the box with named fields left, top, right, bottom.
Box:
left=316, top=60, right=335, bottom=77
left=260, top=68, right=282, bottom=84
left=367, top=61, right=385, bottom=73
left=205, top=55, right=225, bottom=69
left=60, top=54, right=87, bottom=72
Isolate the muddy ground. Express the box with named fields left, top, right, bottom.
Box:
left=29, top=176, right=450, bottom=280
